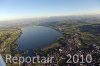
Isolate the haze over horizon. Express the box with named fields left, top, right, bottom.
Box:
left=0, top=0, right=100, bottom=21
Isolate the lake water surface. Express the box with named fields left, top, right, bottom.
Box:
left=18, top=26, right=61, bottom=51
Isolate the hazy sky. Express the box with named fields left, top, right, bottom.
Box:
left=0, top=0, right=100, bottom=20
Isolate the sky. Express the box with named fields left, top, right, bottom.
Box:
left=0, top=0, right=100, bottom=20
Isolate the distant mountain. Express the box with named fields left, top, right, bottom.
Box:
left=0, top=14, right=100, bottom=27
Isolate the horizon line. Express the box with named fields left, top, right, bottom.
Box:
left=0, top=12, right=100, bottom=21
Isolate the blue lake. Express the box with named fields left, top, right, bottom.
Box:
left=17, top=26, right=61, bottom=51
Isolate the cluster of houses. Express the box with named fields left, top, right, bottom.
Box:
left=45, top=31, right=100, bottom=66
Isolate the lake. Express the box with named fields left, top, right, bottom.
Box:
left=17, top=26, right=61, bottom=51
